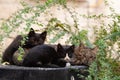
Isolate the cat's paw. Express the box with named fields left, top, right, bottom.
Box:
left=2, top=62, right=10, bottom=65
left=66, top=62, right=71, bottom=67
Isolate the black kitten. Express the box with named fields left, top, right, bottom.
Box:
left=52, top=44, right=75, bottom=67
left=22, top=44, right=75, bottom=67
left=2, top=28, right=47, bottom=65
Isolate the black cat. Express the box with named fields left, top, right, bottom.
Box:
left=2, top=28, right=47, bottom=65
left=22, top=44, right=75, bottom=67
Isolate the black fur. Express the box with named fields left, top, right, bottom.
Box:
left=52, top=44, right=75, bottom=67
left=2, top=28, right=47, bottom=65
left=22, top=44, right=75, bottom=67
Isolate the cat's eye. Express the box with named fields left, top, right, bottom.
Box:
left=68, top=53, right=73, bottom=58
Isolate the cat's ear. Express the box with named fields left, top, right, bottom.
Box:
left=67, top=45, right=75, bottom=52
left=57, top=43, right=64, bottom=52
left=28, top=28, right=35, bottom=37
left=70, top=45, right=75, bottom=50
left=92, top=47, right=98, bottom=54
left=79, top=42, right=84, bottom=49
left=40, top=31, right=47, bottom=40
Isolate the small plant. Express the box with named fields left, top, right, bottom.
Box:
left=85, top=0, right=120, bottom=80
left=0, top=0, right=120, bottom=80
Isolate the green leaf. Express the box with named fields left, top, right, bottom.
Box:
left=50, top=31, right=65, bottom=43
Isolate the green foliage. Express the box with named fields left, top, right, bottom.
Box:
left=70, top=30, right=88, bottom=45
left=69, top=30, right=94, bottom=48
left=87, top=30, right=120, bottom=80
left=0, top=0, right=68, bottom=62
left=46, top=18, right=71, bottom=33
left=50, top=31, right=65, bottom=43
left=0, top=0, right=120, bottom=79
left=17, top=47, right=25, bottom=61
left=86, top=1, right=120, bottom=79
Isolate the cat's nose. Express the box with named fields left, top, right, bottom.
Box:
left=64, top=54, right=71, bottom=62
